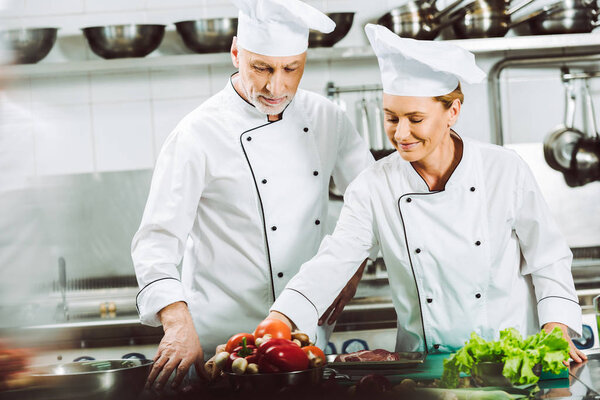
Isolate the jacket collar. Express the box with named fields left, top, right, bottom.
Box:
left=404, top=132, right=472, bottom=193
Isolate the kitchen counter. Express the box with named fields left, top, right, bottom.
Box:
left=144, top=351, right=600, bottom=400
left=153, top=353, right=600, bottom=400
left=4, top=351, right=599, bottom=399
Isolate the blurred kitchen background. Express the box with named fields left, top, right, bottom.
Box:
left=0, top=0, right=599, bottom=362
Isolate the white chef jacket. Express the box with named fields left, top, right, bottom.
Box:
left=132, top=76, right=374, bottom=354
left=273, top=136, right=582, bottom=353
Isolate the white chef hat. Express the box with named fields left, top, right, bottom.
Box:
left=231, top=0, right=335, bottom=57
left=365, top=24, right=486, bottom=97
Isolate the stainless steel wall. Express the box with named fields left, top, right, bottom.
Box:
left=0, top=170, right=152, bottom=307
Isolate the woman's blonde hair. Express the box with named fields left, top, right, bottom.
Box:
left=434, top=83, right=464, bottom=109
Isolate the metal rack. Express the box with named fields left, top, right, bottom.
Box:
left=325, top=81, right=383, bottom=99
left=563, top=70, right=600, bottom=81
left=324, top=81, right=395, bottom=159
left=488, top=52, right=600, bottom=145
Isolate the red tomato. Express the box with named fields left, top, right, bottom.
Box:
left=253, top=318, right=292, bottom=340
left=225, top=333, right=255, bottom=353
left=302, top=346, right=326, bottom=362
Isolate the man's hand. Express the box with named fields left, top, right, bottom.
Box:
left=318, top=259, right=367, bottom=326
left=543, top=322, right=588, bottom=364
left=146, top=302, right=206, bottom=391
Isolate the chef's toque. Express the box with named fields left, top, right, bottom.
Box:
left=365, top=23, right=486, bottom=96
left=231, top=0, right=335, bottom=57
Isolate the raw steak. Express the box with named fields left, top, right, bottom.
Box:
left=334, top=349, right=400, bottom=362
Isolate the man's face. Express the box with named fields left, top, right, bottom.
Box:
left=232, top=40, right=306, bottom=116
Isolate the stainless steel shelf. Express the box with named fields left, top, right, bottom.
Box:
left=6, top=33, right=600, bottom=78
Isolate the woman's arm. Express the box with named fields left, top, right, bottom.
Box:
left=513, top=158, right=586, bottom=362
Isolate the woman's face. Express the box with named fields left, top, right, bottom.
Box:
left=383, top=94, right=461, bottom=163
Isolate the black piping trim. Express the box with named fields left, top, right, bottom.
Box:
left=135, top=277, right=181, bottom=314
left=410, top=164, right=436, bottom=192
left=537, top=295, right=580, bottom=306
left=287, top=288, right=320, bottom=345
left=409, top=130, right=463, bottom=192
left=287, top=288, right=319, bottom=315
left=398, top=191, right=442, bottom=354
left=240, top=121, right=284, bottom=302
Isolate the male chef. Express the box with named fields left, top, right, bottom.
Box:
left=132, top=0, right=374, bottom=391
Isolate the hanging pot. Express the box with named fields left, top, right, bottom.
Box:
left=565, top=138, right=600, bottom=186
left=565, top=82, right=600, bottom=186
left=543, top=79, right=585, bottom=172
left=450, top=0, right=535, bottom=38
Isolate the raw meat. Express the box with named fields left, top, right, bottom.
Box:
left=334, top=349, right=400, bottom=362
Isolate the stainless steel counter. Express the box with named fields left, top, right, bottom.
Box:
left=534, top=351, right=600, bottom=399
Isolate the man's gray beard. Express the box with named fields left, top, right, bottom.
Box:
left=250, top=94, right=292, bottom=116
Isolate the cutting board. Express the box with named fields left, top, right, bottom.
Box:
left=329, top=353, right=569, bottom=385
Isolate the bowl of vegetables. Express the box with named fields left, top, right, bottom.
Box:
left=206, top=319, right=327, bottom=392
left=441, top=327, right=570, bottom=388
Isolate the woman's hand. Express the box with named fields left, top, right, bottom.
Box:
left=265, top=311, right=294, bottom=330
left=319, top=260, right=367, bottom=326
left=543, top=322, right=588, bottom=364
left=146, top=302, right=207, bottom=391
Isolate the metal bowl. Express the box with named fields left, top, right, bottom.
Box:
left=0, top=28, right=58, bottom=64
left=309, top=12, right=355, bottom=48
left=29, top=359, right=153, bottom=400
left=224, top=366, right=324, bottom=392
left=471, top=361, right=541, bottom=387
left=82, top=24, right=165, bottom=59
left=175, top=18, right=238, bottom=54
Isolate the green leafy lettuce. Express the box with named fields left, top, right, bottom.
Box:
left=441, top=327, right=569, bottom=388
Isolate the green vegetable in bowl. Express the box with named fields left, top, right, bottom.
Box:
left=441, top=327, right=569, bottom=388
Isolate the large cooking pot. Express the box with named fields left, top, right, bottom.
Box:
left=28, top=359, right=153, bottom=400
left=544, top=79, right=585, bottom=172
left=378, top=0, right=464, bottom=40
left=450, top=0, right=535, bottom=39
left=511, top=0, right=600, bottom=34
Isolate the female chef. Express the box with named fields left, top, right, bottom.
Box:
left=265, top=24, right=586, bottom=362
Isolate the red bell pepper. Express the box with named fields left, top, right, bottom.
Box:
left=226, top=337, right=258, bottom=371
left=256, top=338, right=309, bottom=373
